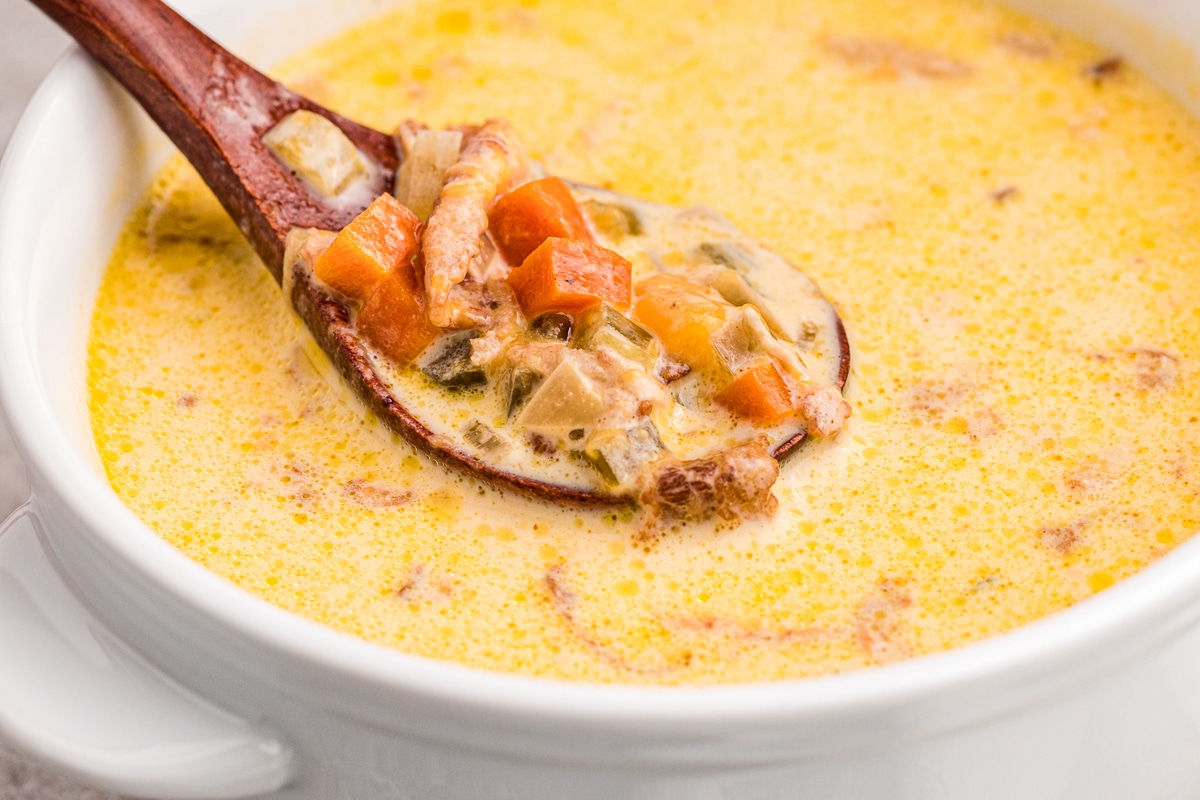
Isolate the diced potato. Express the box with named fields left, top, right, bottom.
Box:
left=711, top=315, right=757, bottom=375
left=263, top=110, right=366, bottom=197
left=632, top=274, right=728, bottom=372
left=515, top=359, right=603, bottom=435
left=395, top=129, right=464, bottom=221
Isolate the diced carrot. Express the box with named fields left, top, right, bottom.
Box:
left=314, top=194, right=421, bottom=302
left=488, top=177, right=593, bottom=266
left=506, top=238, right=632, bottom=317
left=714, top=361, right=797, bottom=424
left=632, top=274, right=728, bottom=371
left=357, top=261, right=439, bottom=365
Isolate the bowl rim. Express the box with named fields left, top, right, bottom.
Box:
left=4, top=3, right=1200, bottom=737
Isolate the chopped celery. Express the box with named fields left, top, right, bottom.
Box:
left=463, top=420, right=507, bottom=454
left=504, top=367, right=539, bottom=418
left=583, top=420, right=663, bottom=488
left=581, top=199, right=643, bottom=240
left=698, top=240, right=756, bottom=274
left=421, top=332, right=486, bottom=389
left=263, top=110, right=366, bottom=197
left=573, top=304, right=658, bottom=370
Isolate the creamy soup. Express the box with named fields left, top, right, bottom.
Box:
left=88, top=0, right=1200, bottom=683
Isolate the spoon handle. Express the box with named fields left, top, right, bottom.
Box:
left=27, top=0, right=398, bottom=279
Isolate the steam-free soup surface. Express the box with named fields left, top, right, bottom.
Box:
left=89, top=0, right=1200, bottom=683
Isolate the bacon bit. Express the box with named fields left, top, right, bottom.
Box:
left=664, top=615, right=831, bottom=646
left=1084, top=56, right=1124, bottom=85
left=643, top=439, right=779, bottom=523
left=545, top=565, right=676, bottom=675
left=997, top=31, right=1055, bottom=59
left=657, top=360, right=692, bottom=384
left=1171, top=456, right=1189, bottom=480
left=1064, top=449, right=1131, bottom=495
left=395, top=563, right=454, bottom=602
left=243, top=460, right=315, bottom=508
left=422, top=119, right=531, bottom=327
left=527, top=432, right=555, bottom=455
left=176, top=392, right=199, bottom=409
left=991, top=186, right=1019, bottom=204
left=1089, top=347, right=1180, bottom=389
left=855, top=580, right=912, bottom=664
left=1129, top=347, right=1178, bottom=389
left=909, top=379, right=971, bottom=420
left=1039, top=520, right=1088, bottom=554
left=822, top=36, right=972, bottom=80
left=966, top=408, right=1003, bottom=440
left=343, top=479, right=413, bottom=508
left=907, top=378, right=1002, bottom=439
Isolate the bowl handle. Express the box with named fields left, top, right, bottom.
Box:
left=0, top=505, right=294, bottom=799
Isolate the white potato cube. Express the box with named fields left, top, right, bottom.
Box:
left=395, top=129, right=463, bottom=221
left=263, top=109, right=367, bottom=197
left=516, top=359, right=603, bottom=436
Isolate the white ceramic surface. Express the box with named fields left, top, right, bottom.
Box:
left=4, top=0, right=1200, bottom=797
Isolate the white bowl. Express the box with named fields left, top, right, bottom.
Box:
left=4, top=0, right=1200, bottom=797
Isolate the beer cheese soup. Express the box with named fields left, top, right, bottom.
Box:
left=88, top=0, right=1200, bottom=683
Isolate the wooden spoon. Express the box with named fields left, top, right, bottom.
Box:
left=29, top=0, right=850, bottom=505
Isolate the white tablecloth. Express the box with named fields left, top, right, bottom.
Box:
left=0, top=2, right=128, bottom=797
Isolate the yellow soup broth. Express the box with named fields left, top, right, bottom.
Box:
left=89, top=0, right=1200, bottom=683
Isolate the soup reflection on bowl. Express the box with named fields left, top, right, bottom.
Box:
left=87, top=0, right=1200, bottom=684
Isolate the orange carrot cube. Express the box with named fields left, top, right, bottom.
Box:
left=357, top=264, right=439, bottom=365
left=506, top=238, right=632, bottom=318
left=314, top=194, right=421, bottom=302
left=714, top=361, right=797, bottom=424
left=632, top=274, right=728, bottom=371
left=489, top=177, right=593, bottom=266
